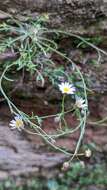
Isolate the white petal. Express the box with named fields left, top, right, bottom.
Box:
left=59, top=85, right=63, bottom=90
left=9, top=123, right=16, bottom=127
left=10, top=120, right=15, bottom=123
left=81, top=99, right=85, bottom=104
left=61, top=82, right=65, bottom=86
left=64, top=82, right=68, bottom=86
left=58, top=84, right=63, bottom=90
left=11, top=126, right=16, bottom=129
left=82, top=104, right=87, bottom=108
left=10, top=121, right=16, bottom=125
left=69, top=88, right=76, bottom=94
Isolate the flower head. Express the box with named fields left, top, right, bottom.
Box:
left=54, top=115, right=61, bottom=123
left=58, top=82, right=76, bottom=95
left=85, top=149, right=92, bottom=158
left=9, top=115, right=24, bottom=131
left=75, top=97, right=87, bottom=109
left=62, top=161, right=70, bottom=171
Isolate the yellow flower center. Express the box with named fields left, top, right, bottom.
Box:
left=16, top=120, right=23, bottom=128
left=63, top=87, right=70, bottom=93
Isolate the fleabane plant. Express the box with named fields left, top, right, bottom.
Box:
left=0, top=17, right=107, bottom=164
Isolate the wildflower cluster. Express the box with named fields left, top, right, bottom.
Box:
left=9, top=82, right=87, bottom=132
left=0, top=17, right=106, bottom=164
left=58, top=82, right=87, bottom=110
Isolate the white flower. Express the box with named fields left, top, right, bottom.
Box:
left=9, top=115, right=24, bottom=131
left=62, top=161, right=70, bottom=171
left=54, top=115, right=61, bottom=123
left=58, top=82, right=76, bottom=95
left=75, top=97, right=87, bottom=109
left=85, top=149, right=92, bottom=158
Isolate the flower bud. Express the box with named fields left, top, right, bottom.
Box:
left=62, top=162, right=70, bottom=171
left=80, top=161, right=85, bottom=168
left=54, top=116, right=61, bottom=123
left=50, top=138, right=56, bottom=144
left=85, top=149, right=92, bottom=158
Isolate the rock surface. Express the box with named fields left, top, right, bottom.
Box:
left=0, top=0, right=107, bottom=35
left=0, top=95, right=107, bottom=182
left=0, top=0, right=107, bottom=185
left=0, top=118, right=68, bottom=182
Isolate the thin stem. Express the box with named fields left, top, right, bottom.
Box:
left=61, top=94, right=65, bottom=115
left=0, top=63, right=75, bottom=156
left=38, top=40, right=88, bottom=160
left=42, top=29, right=107, bottom=56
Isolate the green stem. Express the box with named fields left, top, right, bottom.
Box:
left=38, top=40, right=88, bottom=159
left=61, top=94, right=65, bottom=115
left=0, top=63, right=74, bottom=156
